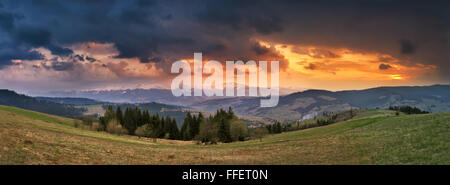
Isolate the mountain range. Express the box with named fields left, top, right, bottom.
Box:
left=192, top=85, right=450, bottom=122
left=44, top=88, right=226, bottom=106
left=2, top=84, right=450, bottom=124
left=34, top=97, right=106, bottom=105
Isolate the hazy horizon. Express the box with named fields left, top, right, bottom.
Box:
left=5, top=83, right=450, bottom=99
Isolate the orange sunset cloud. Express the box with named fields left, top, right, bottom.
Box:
left=254, top=40, right=438, bottom=91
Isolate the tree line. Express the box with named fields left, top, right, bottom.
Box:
left=99, top=106, right=180, bottom=139
left=181, top=107, right=248, bottom=144
left=97, top=106, right=249, bottom=144
left=388, top=106, right=429, bottom=114
left=265, top=122, right=283, bottom=134
left=256, top=109, right=358, bottom=137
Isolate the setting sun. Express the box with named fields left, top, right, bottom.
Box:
left=390, top=74, right=403, bottom=80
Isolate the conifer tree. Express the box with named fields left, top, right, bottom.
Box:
left=123, top=107, right=137, bottom=135
left=189, top=114, right=199, bottom=139
left=167, top=118, right=180, bottom=140
left=217, top=118, right=231, bottom=143
left=180, top=113, right=191, bottom=140
left=172, top=119, right=180, bottom=139
left=163, top=116, right=171, bottom=135
left=116, top=106, right=123, bottom=126
left=181, top=112, right=193, bottom=140
left=101, top=105, right=116, bottom=128
left=104, top=105, right=116, bottom=120
left=227, top=106, right=235, bottom=119
left=142, top=110, right=150, bottom=124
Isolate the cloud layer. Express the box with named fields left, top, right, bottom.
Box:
left=0, top=0, right=448, bottom=94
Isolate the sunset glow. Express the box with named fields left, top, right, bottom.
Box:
left=0, top=0, right=447, bottom=95
left=243, top=40, right=438, bottom=91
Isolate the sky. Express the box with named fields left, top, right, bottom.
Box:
left=0, top=0, right=449, bottom=95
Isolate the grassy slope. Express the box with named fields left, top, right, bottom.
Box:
left=0, top=105, right=448, bottom=164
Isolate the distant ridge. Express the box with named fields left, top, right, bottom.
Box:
left=0, top=89, right=85, bottom=117
left=44, top=88, right=225, bottom=106
left=192, top=84, right=450, bottom=122
left=34, top=97, right=107, bottom=105
left=0, top=89, right=200, bottom=127
left=15, top=84, right=450, bottom=123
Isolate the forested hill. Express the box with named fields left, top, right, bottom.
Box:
left=34, top=97, right=105, bottom=105
left=0, top=89, right=85, bottom=117
left=193, top=84, right=450, bottom=122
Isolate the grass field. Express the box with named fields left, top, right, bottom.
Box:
left=0, top=105, right=449, bottom=164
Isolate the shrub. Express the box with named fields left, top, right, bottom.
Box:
left=73, top=120, right=80, bottom=128
left=106, top=119, right=128, bottom=135
left=251, top=127, right=268, bottom=142
left=230, top=119, right=248, bottom=141
left=135, top=124, right=159, bottom=142
left=135, top=125, right=148, bottom=138
left=164, top=133, right=170, bottom=139
left=90, top=122, right=104, bottom=131
left=196, top=120, right=218, bottom=144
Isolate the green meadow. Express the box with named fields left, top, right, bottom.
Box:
left=0, top=105, right=448, bottom=164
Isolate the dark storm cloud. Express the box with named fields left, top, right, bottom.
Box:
left=0, top=0, right=448, bottom=81
left=50, top=61, right=74, bottom=71
left=264, top=0, right=449, bottom=79
left=400, top=39, right=416, bottom=54
left=85, top=56, right=96, bottom=63
left=140, top=56, right=163, bottom=63
left=252, top=42, right=270, bottom=56
left=40, top=53, right=90, bottom=71
left=203, top=43, right=227, bottom=55
left=379, top=63, right=392, bottom=70
left=47, top=44, right=73, bottom=56
left=13, top=26, right=51, bottom=46
left=0, top=46, right=43, bottom=68
left=74, top=55, right=84, bottom=62
left=0, top=0, right=181, bottom=65
left=149, top=57, right=162, bottom=63
left=291, top=47, right=341, bottom=59
left=305, top=63, right=317, bottom=70
left=0, top=11, right=16, bottom=31
left=195, top=1, right=283, bottom=35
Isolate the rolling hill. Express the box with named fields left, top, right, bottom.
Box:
left=0, top=89, right=86, bottom=117
left=37, top=85, right=450, bottom=123
left=193, top=84, right=450, bottom=122
left=80, top=103, right=273, bottom=128
left=1, top=105, right=448, bottom=164
left=34, top=97, right=107, bottom=105
left=0, top=90, right=207, bottom=128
